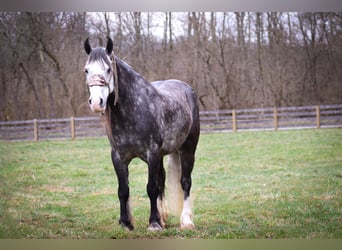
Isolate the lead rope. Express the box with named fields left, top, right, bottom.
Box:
left=110, top=53, right=119, bottom=106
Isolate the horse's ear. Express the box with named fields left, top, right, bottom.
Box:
left=84, top=38, right=92, bottom=55
left=106, top=36, right=113, bottom=55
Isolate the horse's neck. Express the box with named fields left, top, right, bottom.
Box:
left=117, top=58, right=155, bottom=96
left=111, top=58, right=155, bottom=112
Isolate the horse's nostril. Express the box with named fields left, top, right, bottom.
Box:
left=99, top=98, right=103, bottom=106
left=88, top=98, right=92, bottom=105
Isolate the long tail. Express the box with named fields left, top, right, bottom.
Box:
left=167, top=152, right=184, bottom=216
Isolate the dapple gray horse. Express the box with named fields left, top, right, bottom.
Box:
left=83, top=37, right=200, bottom=231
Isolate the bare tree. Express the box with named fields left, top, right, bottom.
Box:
left=1, top=12, right=341, bottom=120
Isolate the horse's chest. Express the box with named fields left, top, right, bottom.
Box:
left=109, top=122, right=161, bottom=157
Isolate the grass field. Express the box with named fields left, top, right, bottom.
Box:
left=0, top=129, right=341, bottom=239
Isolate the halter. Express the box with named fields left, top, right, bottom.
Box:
left=87, top=74, right=110, bottom=87
left=87, top=52, right=119, bottom=106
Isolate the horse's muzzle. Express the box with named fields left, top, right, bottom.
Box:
left=89, top=97, right=105, bottom=113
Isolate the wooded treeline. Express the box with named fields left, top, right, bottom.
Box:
left=1, top=12, right=341, bottom=120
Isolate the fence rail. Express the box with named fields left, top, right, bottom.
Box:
left=1, top=104, right=342, bottom=141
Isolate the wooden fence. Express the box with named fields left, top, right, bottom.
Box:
left=1, top=104, right=342, bottom=141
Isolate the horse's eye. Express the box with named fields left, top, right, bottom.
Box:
left=107, top=68, right=111, bottom=74
left=84, top=69, right=89, bottom=74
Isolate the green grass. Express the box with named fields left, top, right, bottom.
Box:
left=0, top=129, right=341, bottom=239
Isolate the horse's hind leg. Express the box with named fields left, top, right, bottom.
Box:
left=179, top=149, right=195, bottom=229
left=178, top=131, right=198, bottom=229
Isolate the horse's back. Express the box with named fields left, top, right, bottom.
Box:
left=152, top=79, right=193, bottom=93
left=151, top=79, right=198, bottom=113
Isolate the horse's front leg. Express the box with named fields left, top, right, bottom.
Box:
left=147, top=155, right=163, bottom=231
left=111, top=150, right=134, bottom=230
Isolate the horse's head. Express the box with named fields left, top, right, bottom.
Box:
left=84, top=37, right=117, bottom=113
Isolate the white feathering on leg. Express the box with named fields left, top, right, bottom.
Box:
left=180, top=197, right=195, bottom=229
left=127, top=197, right=134, bottom=225
left=157, top=197, right=169, bottom=227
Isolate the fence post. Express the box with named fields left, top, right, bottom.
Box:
left=33, top=119, right=38, bottom=141
left=273, top=107, right=278, bottom=131
left=232, top=109, right=237, bottom=132
left=316, top=105, right=320, bottom=129
left=70, top=117, right=76, bottom=140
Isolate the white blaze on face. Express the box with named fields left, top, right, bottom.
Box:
left=88, top=85, right=109, bottom=113
left=85, top=58, right=114, bottom=113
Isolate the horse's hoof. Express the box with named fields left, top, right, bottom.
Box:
left=180, top=210, right=195, bottom=230
left=119, top=220, right=134, bottom=231
left=180, top=222, right=195, bottom=230
left=148, top=222, right=163, bottom=231
left=122, top=224, right=134, bottom=231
